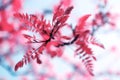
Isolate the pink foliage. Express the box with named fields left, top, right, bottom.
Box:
left=14, top=4, right=104, bottom=76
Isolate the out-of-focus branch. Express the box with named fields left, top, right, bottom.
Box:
left=0, top=0, right=13, bottom=11
left=91, top=0, right=111, bottom=36
left=0, top=56, right=16, bottom=76
left=0, top=57, right=30, bottom=76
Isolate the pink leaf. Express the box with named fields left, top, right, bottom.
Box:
left=64, top=6, right=73, bottom=14
left=36, top=57, right=42, bottom=64
left=75, top=14, right=91, bottom=32
left=61, top=36, right=71, bottom=40
left=23, top=34, right=32, bottom=39
left=15, top=61, right=23, bottom=71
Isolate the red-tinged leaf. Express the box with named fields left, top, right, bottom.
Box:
left=75, top=46, right=81, bottom=52
left=24, top=58, right=27, bottom=64
left=23, top=34, right=32, bottom=39
left=30, top=15, right=37, bottom=21
left=60, top=15, right=69, bottom=23
left=14, top=13, right=20, bottom=18
left=60, top=0, right=72, bottom=8
left=75, top=14, right=91, bottom=31
left=14, top=13, right=28, bottom=21
left=57, top=48, right=63, bottom=57
left=64, top=6, right=73, bottom=14
left=42, top=34, right=50, bottom=40
left=84, top=56, right=90, bottom=60
left=25, top=13, right=28, bottom=20
left=82, top=30, right=90, bottom=34
left=82, top=52, right=88, bottom=57
left=61, top=36, right=71, bottom=40
left=59, top=15, right=69, bottom=23
left=21, top=61, right=24, bottom=67
left=31, top=52, right=37, bottom=60
left=94, top=42, right=104, bottom=49
left=46, top=41, right=59, bottom=57
left=87, top=67, right=93, bottom=73
left=86, top=63, right=93, bottom=67
left=31, top=54, right=36, bottom=60
left=36, top=57, right=42, bottom=64
left=89, top=72, right=94, bottom=76
left=89, top=37, right=105, bottom=49
left=87, top=65, right=93, bottom=69
left=15, top=61, right=23, bottom=71
left=15, top=65, right=18, bottom=71
left=38, top=44, right=45, bottom=53
left=92, top=56, right=97, bottom=61
left=82, top=57, right=90, bottom=63
left=79, top=14, right=91, bottom=21
left=82, top=44, right=92, bottom=55
left=86, top=48, right=92, bottom=54
left=85, top=60, right=92, bottom=64
left=31, top=55, right=34, bottom=59
left=80, top=55, right=94, bottom=76
left=46, top=41, right=58, bottom=49
left=53, top=8, right=64, bottom=22
left=27, top=57, right=30, bottom=63
left=50, top=51, right=57, bottom=57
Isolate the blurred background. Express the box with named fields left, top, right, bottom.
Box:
left=0, top=0, right=120, bottom=80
